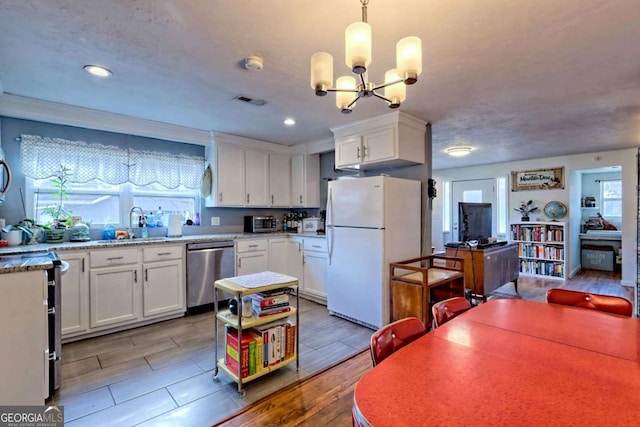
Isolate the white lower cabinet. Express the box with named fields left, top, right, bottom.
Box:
left=60, top=252, right=89, bottom=337
left=269, top=237, right=304, bottom=287
left=62, top=245, right=185, bottom=341
left=302, top=237, right=328, bottom=303
left=142, top=245, right=185, bottom=317
left=90, top=263, right=142, bottom=329
left=236, top=239, right=269, bottom=276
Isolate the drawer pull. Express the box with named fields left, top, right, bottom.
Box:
left=157, top=252, right=172, bottom=256
left=312, top=245, right=322, bottom=248
left=107, top=256, right=124, bottom=261
left=248, top=244, right=259, bottom=248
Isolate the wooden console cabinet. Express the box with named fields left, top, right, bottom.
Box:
left=445, top=243, right=519, bottom=301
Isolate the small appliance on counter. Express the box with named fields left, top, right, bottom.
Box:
left=302, top=217, right=325, bottom=234
left=244, top=215, right=277, bottom=233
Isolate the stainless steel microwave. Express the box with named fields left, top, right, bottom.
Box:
left=244, top=215, right=277, bottom=233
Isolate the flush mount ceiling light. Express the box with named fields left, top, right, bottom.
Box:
left=83, top=65, right=112, bottom=77
left=310, top=0, right=422, bottom=113
left=445, top=146, right=473, bottom=157
left=283, top=118, right=296, bottom=126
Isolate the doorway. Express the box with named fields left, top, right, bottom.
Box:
left=450, top=179, right=496, bottom=244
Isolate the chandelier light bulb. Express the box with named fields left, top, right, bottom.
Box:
left=384, top=69, right=405, bottom=108
left=310, top=52, right=334, bottom=96
left=345, top=21, right=372, bottom=74
left=336, top=76, right=357, bottom=113
left=396, top=36, right=422, bottom=84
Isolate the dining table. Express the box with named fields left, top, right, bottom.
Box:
left=353, top=298, right=640, bottom=426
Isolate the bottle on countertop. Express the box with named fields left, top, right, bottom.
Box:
left=146, top=212, right=156, bottom=228
left=156, top=206, right=163, bottom=227
left=194, top=212, right=200, bottom=226
left=103, top=223, right=116, bottom=240
left=141, top=225, right=149, bottom=239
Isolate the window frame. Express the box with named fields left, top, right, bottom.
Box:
left=600, top=179, right=622, bottom=220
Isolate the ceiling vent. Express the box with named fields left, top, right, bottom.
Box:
left=234, top=95, right=268, bottom=106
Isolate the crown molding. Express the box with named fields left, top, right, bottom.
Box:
left=0, top=93, right=211, bottom=145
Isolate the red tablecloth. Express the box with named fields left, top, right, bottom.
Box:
left=353, top=299, right=640, bottom=426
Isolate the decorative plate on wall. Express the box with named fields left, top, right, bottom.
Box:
left=544, top=201, right=567, bottom=219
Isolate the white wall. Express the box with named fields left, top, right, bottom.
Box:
left=432, top=148, right=636, bottom=287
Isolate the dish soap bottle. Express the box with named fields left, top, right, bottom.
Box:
left=156, top=206, right=163, bottom=227
left=103, top=223, right=116, bottom=240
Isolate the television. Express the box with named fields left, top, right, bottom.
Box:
left=458, top=202, right=492, bottom=242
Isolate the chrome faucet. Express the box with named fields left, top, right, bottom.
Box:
left=129, top=206, right=145, bottom=239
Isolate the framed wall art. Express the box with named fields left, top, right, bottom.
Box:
left=511, top=167, right=564, bottom=191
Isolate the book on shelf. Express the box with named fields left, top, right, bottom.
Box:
left=251, top=293, right=290, bottom=307
left=246, top=329, right=264, bottom=375
left=253, top=319, right=294, bottom=367
left=253, top=305, right=292, bottom=317
left=225, top=326, right=255, bottom=378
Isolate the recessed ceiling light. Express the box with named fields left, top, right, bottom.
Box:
left=445, top=146, right=473, bottom=157
left=284, top=118, right=296, bottom=126
left=83, top=65, right=112, bottom=77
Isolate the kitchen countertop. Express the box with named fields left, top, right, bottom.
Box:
left=0, top=252, right=55, bottom=274
left=0, top=232, right=326, bottom=273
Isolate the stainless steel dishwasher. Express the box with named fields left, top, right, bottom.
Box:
left=186, top=240, right=235, bottom=312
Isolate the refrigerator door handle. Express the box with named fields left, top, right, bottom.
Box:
left=327, top=187, right=333, bottom=265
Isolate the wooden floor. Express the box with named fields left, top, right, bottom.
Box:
left=53, top=269, right=633, bottom=426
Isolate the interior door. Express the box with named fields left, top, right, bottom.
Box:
left=450, top=179, right=495, bottom=243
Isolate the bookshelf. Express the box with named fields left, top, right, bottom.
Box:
left=213, top=272, right=299, bottom=396
left=510, top=221, right=567, bottom=280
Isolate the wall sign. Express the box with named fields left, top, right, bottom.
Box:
left=511, top=167, right=564, bottom=191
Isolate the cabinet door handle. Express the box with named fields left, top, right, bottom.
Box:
left=356, top=146, right=361, bottom=159
left=82, top=258, right=85, bottom=272
left=299, top=195, right=303, bottom=204
left=298, top=243, right=302, bottom=252
left=145, top=268, right=148, bottom=282
left=134, top=270, right=137, bottom=283
left=219, top=192, right=223, bottom=202
left=271, top=195, right=274, bottom=204
left=107, top=256, right=124, bottom=261
left=247, top=194, right=250, bottom=203
left=238, top=258, right=242, bottom=269
left=363, top=145, right=368, bottom=158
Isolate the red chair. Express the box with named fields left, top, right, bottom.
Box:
left=369, top=317, right=426, bottom=366
left=431, top=297, right=472, bottom=329
left=546, top=288, right=633, bottom=317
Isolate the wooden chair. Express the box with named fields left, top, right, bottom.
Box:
left=431, top=296, right=472, bottom=329
left=369, top=317, right=427, bottom=366
left=546, top=288, right=633, bottom=317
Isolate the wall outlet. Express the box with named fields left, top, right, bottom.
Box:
left=211, top=217, right=220, bottom=226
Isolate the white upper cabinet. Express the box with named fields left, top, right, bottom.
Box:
left=245, top=150, right=269, bottom=206
left=291, top=153, right=320, bottom=208
left=269, top=153, right=291, bottom=207
left=214, top=143, right=245, bottom=207
left=332, top=111, right=427, bottom=170
left=206, top=133, right=310, bottom=208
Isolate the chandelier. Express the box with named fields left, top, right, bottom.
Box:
left=310, top=0, right=422, bottom=113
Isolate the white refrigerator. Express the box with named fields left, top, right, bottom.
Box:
left=326, top=176, right=421, bottom=329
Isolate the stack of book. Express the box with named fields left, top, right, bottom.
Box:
left=224, top=321, right=296, bottom=377
left=251, top=289, right=291, bottom=317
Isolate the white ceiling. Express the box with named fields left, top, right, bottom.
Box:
left=0, top=0, right=638, bottom=169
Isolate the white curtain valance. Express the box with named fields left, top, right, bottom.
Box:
left=20, top=134, right=205, bottom=189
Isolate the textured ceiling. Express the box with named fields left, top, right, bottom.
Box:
left=0, top=0, right=639, bottom=169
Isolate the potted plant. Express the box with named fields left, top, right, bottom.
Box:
left=514, top=200, right=538, bottom=221
left=41, top=164, right=73, bottom=243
